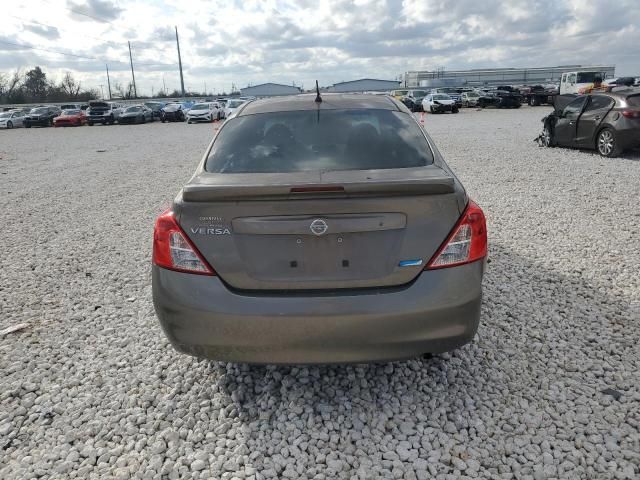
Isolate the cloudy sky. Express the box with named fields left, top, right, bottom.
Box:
left=2, top=0, right=639, bottom=96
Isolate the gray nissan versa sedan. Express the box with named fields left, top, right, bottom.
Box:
left=152, top=93, right=487, bottom=364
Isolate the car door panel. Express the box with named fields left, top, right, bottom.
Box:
left=554, top=97, right=587, bottom=146
left=575, top=96, right=614, bottom=147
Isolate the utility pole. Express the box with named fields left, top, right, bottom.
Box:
left=99, top=84, right=104, bottom=99
left=175, top=26, right=185, bottom=98
left=128, top=41, right=137, bottom=98
left=106, top=64, right=112, bottom=100
left=162, top=74, right=167, bottom=95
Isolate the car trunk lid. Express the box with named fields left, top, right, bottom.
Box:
left=174, top=166, right=465, bottom=291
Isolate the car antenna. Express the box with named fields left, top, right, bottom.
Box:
left=315, top=80, right=322, bottom=103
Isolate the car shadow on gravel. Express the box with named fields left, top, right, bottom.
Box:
left=192, top=243, right=638, bottom=477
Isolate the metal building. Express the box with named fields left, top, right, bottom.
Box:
left=326, top=78, right=401, bottom=93
left=240, top=83, right=302, bottom=97
left=400, top=65, right=616, bottom=88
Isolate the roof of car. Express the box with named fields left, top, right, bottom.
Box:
left=238, top=93, right=402, bottom=116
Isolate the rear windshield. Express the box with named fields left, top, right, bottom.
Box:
left=205, top=109, right=433, bottom=173
left=627, top=95, right=640, bottom=107
left=63, top=109, right=80, bottom=115
left=31, top=107, right=48, bottom=114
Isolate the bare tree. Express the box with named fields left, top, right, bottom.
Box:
left=7, top=69, right=23, bottom=96
left=0, top=72, right=6, bottom=97
left=60, top=72, right=81, bottom=98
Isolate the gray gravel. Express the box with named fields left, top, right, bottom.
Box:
left=1, top=110, right=639, bottom=479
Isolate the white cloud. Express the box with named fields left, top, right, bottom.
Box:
left=2, top=0, right=639, bottom=96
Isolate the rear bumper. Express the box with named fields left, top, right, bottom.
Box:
left=118, top=116, right=139, bottom=124
left=615, top=125, right=640, bottom=150
left=24, top=118, right=50, bottom=126
left=152, top=261, right=484, bottom=364
left=187, top=115, right=211, bottom=122
left=432, top=104, right=455, bottom=112
left=87, top=115, right=111, bottom=123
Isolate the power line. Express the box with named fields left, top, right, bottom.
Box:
left=9, top=14, right=122, bottom=48
left=40, top=0, right=119, bottom=26
left=0, top=39, right=176, bottom=68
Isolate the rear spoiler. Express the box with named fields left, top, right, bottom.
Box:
left=182, top=169, right=455, bottom=201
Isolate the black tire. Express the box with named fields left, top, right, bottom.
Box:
left=25, top=123, right=31, bottom=128
left=430, top=106, right=435, bottom=114
left=541, top=125, right=554, bottom=147
left=88, top=121, right=93, bottom=126
left=452, top=107, right=459, bottom=114
left=141, top=115, right=146, bottom=124
left=6, top=121, right=13, bottom=129
left=49, top=118, right=54, bottom=127
left=596, top=128, right=621, bottom=158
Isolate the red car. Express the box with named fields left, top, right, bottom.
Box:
left=53, top=109, right=86, bottom=127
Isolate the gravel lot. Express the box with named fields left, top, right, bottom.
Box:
left=1, top=108, right=639, bottom=480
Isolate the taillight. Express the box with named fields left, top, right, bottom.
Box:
left=152, top=210, right=215, bottom=275
left=426, top=200, right=487, bottom=269
left=622, top=110, right=640, bottom=119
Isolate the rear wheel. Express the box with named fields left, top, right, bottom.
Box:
left=6, top=121, right=13, bottom=129
left=141, top=115, right=146, bottom=124
left=430, top=106, right=435, bottom=114
left=88, top=121, right=93, bottom=126
left=597, top=128, right=621, bottom=158
left=25, top=123, right=31, bottom=128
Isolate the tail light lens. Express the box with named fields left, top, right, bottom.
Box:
left=153, top=210, right=214, bottom=275
left=426, top=200, right=487, bottom=269
left=622, top=110, right=640, bottom=119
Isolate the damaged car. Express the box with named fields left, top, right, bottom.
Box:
left=537, top=90, right=640, bottom=157
left=422, top=94, right=459, bottom=114
left=477, top=89, right=521, bottom=109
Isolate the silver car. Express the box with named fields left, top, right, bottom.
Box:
left=152, top=94, right=487, bottom=364
left=0, top=110, right=25, bottom=129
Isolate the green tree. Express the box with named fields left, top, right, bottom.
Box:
left=24, top=66, right=48, bottom=101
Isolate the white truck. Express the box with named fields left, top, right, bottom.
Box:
left=559, top=71, right=610, bottom=95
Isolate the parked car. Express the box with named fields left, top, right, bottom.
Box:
left=151, top=93, right=487, bottom=364
left=223, top=99, right=246, bottom=119
left=60, top=103, right=81, bottom=110
left=144, top=101, right=166, bottom=119
left=430, top=88, right=462, bottom=107
left=476, top=90, right=521, bottom=109
left=0, top=110, right=25, bottom=129
left=538, top=90, right=640, bottom=157
left=53, top=109, right=86, bottom=127
left=186, top=103, right=222, bottom=123
left=160, top=103, right=186, bottom=122
left=460, top=91, right=481, bottom=107
left=390, top=89, right=410, bottom=100
left=422, top=93, right=459, bottom=113
left=118, top=105, right=154, bottom=124
left=86, top=101, right=123, bottom=125
left=401, top=90, right=429, bottom=112
left=23, top=106, right=61, bottom=127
